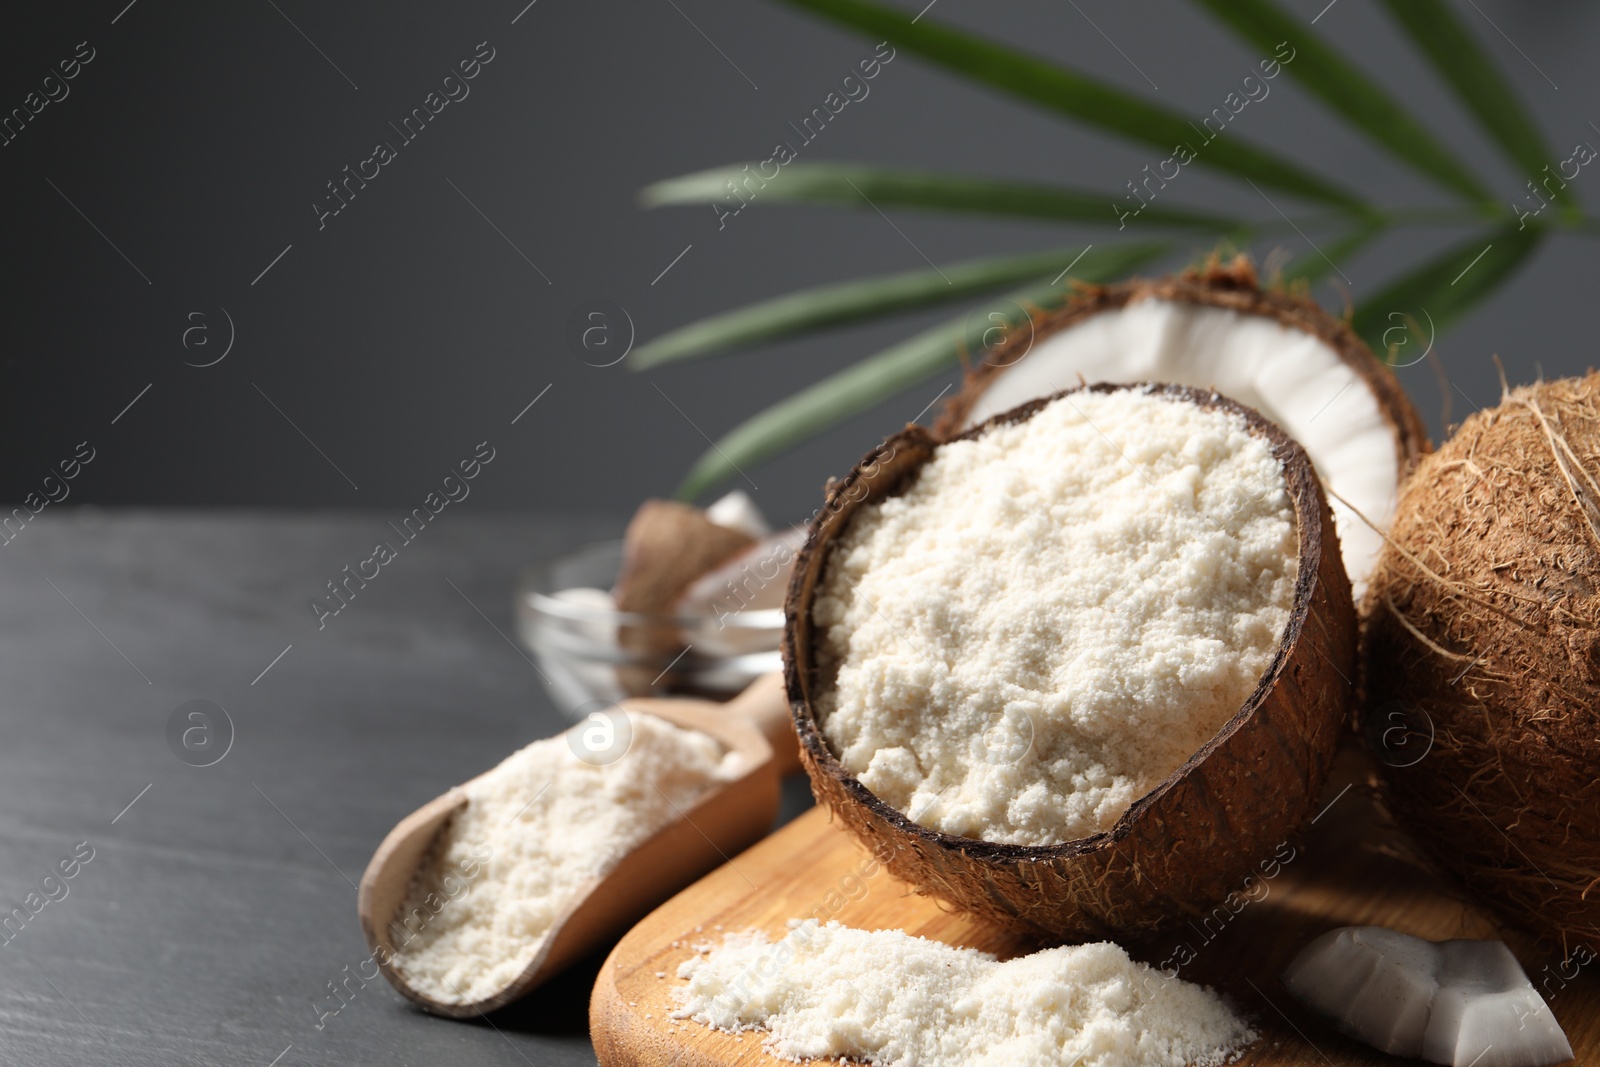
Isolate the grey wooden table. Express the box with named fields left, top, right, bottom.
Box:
left=0, top=511, right=809, bottom=1066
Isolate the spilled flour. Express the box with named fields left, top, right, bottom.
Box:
left=674, top=920, right=1257, bottom=1067
left=391, top=713, right=744, bottom=1004
left=814, top=388, right=1298, bottom=845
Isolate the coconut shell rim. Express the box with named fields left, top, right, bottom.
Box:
left=783, top=380, right=1333, bottom=864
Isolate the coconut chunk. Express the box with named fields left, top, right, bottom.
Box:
left=611, top=499, right=757, bottom=695
left=680, top=527, right=805, bottom=616
left=612, top=500, right=756, bottom=617
left=678, top=527, right=806, bottom=659
left=1283, top=926, right=1573, bottom=1067
left=705, top=490, right=771, bottom=539
left=1428, top=941, right=1574, bottom=1067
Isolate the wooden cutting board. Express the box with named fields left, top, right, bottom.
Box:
left=591, top=753, right=1596, bottom=1066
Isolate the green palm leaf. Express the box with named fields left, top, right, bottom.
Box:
left=643, top=162, right=1240, bottom=230
left=636, top=0, right=1576, bottom=497
left=1352, top=224, right=1542, bottom=359
left=1189, top=0, right=1491, bottom=205
left=674, top=243, right=1169, bottom=500
left=776, top=0, right=1364, bottom=209
left=633, top=243, right=1167, bottom=369
left=1377, top=0, right=1574, bottom=213
left=1280, top=223, right=1383, bottom=286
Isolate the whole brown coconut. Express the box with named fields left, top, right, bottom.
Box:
left=785, top=383, right=1358, bottom=941
left=1363, top=373, right=1600, bottom=950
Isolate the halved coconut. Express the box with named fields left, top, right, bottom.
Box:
left=784, top=382, right=1357, bottom=940
left=937, top=256, right=1428, bottom=596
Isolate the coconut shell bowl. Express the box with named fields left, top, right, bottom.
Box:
left=781, top=382, right=1359, bottom=942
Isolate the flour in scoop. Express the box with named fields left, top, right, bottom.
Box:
left=391, top=713, right=744, bottom=1004
left=674, top=919, right=1257, bottom=1067
left=814, top=387, right=1298, bottom=845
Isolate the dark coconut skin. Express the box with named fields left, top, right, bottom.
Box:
left=934, top=257, right=1429, bottom=491
left=1363, top=374, right=1600, bottom=951
left=783, top=382, right=1358, bottom=941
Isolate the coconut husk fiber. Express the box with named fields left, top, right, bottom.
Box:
left=1363, top=373, right=1600, bottom=953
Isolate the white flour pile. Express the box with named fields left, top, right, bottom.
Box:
left=673, top=920, right=1257, bottom=1067
left=815, top=388, right=1298, bottom=845
left=391, top=714, right=744, bottom=1004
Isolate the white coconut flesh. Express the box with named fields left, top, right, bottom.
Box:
left=1282, top=926, right=1572, bottom=1067
left=962, top=299, right=1399, bottom=595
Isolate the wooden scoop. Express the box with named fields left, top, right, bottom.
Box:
left=357, top=672, right=799, bottom=1018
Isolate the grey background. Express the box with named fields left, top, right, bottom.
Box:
left=3, top=2, right=1599, bottom=1065
left=4, top=0, right=1598, bottom=528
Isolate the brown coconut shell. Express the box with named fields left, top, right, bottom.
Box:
left=612, top=500, right=755, bottom=694
left=613, top=500, right=757, bottom=615
left=1362, top=374, right=1600, bottom=951
left=934, top=255, right=1428, bottom=485
left=784, top=382, right=1358, bottom=941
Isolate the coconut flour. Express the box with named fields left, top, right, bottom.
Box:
left=674, top=920, right=1257, bottom=1067
left=815, top=388, right=1298, bottom=845
left=390, top=714, right=744, bottom=1004
left=958, top=295, right=1399, bottom=594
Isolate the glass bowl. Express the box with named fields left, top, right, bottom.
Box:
left=516, top=539, right=785, bottom=719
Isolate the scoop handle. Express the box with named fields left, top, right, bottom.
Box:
left=725, top=672, right=801, bottom=776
